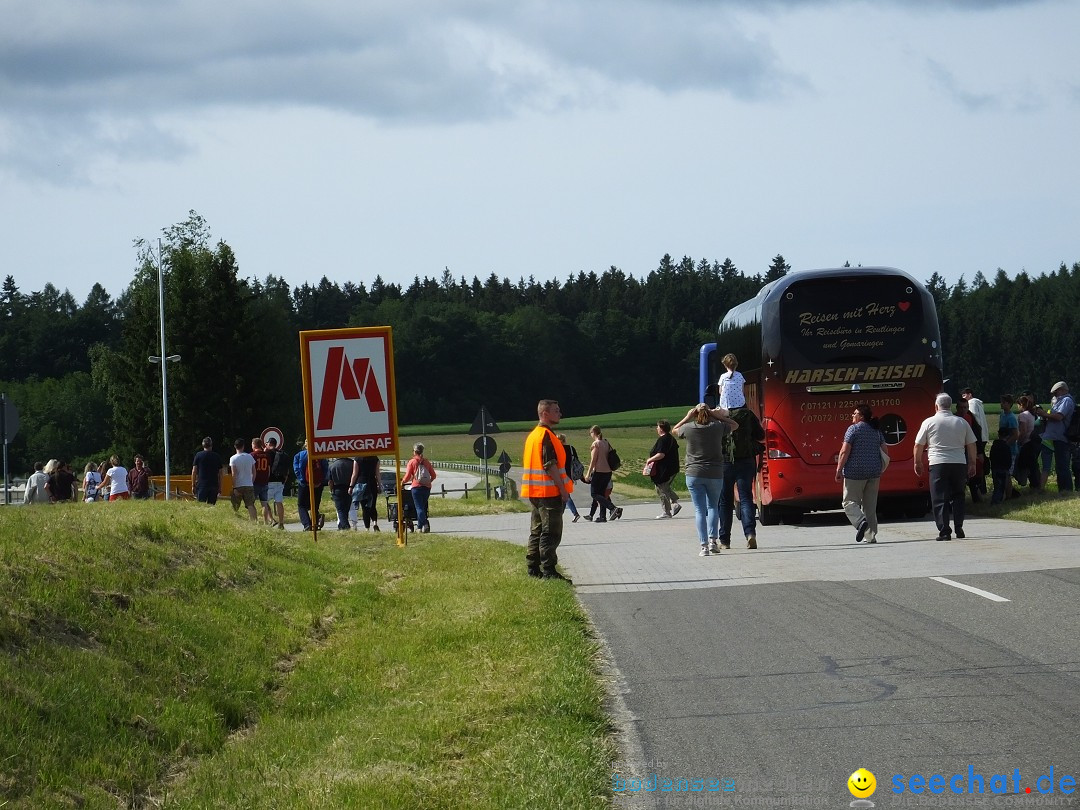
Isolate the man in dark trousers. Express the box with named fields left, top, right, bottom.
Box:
left=191, top=437, right=223, bottom=504
left=914, top=394, right=977, bottom=541
left=521, top=399, right=573, bottom=580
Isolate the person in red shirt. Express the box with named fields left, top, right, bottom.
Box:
left=251, top=437, right=273, bottom=525
left=127, top=455, right=152, bottom=499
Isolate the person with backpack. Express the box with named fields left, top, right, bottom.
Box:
left=719, top=405, right=766, bottom=550
left=645, top=419, right=681, bottom=519
left=1034, top=381, right=1075, bottom=493
left=583, top=425, right=621, bottom=522
left=81, top=462, right=102, bottom=503
left=401, top=443, right=436, bottom=533
left=557, top=433, right=583, bottom=523
left=264, top=436, right=289, bottom=529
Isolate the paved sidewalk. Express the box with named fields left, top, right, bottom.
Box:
left=428, top=500, right=1080, bottom=594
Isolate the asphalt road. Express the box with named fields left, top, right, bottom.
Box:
left=433, top=502, right=1080, bottom=808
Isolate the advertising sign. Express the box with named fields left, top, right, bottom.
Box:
left=299, top=327, right=399, bottom=459
left=778, top=274, right=926, bottom=367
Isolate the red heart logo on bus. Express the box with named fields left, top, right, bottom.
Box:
left=898, top=301, right=910, bottom=311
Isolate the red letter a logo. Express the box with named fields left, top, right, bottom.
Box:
left=316, top=347, right=387, bottom=430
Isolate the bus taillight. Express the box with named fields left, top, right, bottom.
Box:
left=765, top=423, right=798, bottom=460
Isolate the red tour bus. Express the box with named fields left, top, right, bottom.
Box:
left=699, top=267, right=942, bottom=525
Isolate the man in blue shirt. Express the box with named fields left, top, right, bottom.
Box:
left=294, top=440, right=329, bottom=531
left=1035, top=381, right=1075, bottom=493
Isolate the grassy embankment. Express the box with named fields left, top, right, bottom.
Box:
left=0, top=503, right=614, bottom=809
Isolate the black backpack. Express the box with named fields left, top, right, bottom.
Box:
left=729, top=408, right=766, bottom=460
left=1066, top=404, right=1080, bottom=443
left=606, top=444, right=622, bottom=471
left=269, top=449, right=292, bottom=483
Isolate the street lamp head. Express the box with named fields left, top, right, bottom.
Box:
left=148, top=356, right=160, bottom=363
left=166, top=354, right=181, bottom=362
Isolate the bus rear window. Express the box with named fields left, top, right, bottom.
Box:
left=780, top=276, right=926, bottom=365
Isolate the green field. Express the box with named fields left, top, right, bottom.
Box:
left=404, top=404, right=699, bottom=501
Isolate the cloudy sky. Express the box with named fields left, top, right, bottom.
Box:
left=1, top=0, right=1076, bottom=304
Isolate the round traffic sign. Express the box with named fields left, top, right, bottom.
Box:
left=473, top=436, right=497, bottom=460
left=261, top=426, right=284, bottom=448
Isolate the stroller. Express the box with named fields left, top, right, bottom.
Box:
left=386, top=486, right=419, bottom=534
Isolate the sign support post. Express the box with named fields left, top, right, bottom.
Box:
left=1, top=393, right=7, bottom=505
left=469, top=405, right=501, bottom=501
left=1, top=394, right=18, bottom=505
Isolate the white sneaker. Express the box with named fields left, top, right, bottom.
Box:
left=699, top=545, right=711, bottom=556
left=655, top=513, right=672, bottom=520
left=671, top=503, right=682, bottom=516
left=709, top=541, right=721, bottom=554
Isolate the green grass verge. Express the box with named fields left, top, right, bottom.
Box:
left=968, top=485, right=1080, bottom=527
left=0, top=503, right=614, bottom=809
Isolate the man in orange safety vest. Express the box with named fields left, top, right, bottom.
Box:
left=521, top=399, right=574, bottom=581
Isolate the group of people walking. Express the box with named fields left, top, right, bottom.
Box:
left=23, top=454, right=152, bottom=503
left=521, top=372, right=1077, bottom=579
left=555, top=427, right=623, bottom=523
left=20, top=432, right=439, bottom=536
left=295, top=441, right=434, bottom=534
left=520, top=389, right=769, bottom=579
left=836, top=381, right=1075, bottom=544
left=190, top=436, right=288, bottom=528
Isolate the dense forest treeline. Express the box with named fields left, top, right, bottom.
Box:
left=1, top=211, right=1078, bottom=476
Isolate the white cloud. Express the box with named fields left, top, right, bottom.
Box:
left=0, top=0, right=1075, bottom=300
left=0, top=0, right=820, bottom=181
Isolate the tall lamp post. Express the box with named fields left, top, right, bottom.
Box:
left=148, top=237, right=181, bottom=500
left=148, top=354, right=181, bottom=498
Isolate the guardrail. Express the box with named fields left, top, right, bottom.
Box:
left=428, top=461, right=518, bottom=500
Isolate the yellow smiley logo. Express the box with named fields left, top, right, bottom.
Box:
left=848, top=767, right=876, bottom=798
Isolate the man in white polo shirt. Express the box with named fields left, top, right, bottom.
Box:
left=914, top=393, right=977, bottom=541
left=229, top=438, right=258, bottom=522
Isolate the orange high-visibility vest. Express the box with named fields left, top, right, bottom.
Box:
left=521, top=425, right=574, bottom=498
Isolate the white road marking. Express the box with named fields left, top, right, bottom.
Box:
left=929, top=576, right=1010, bottom=602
